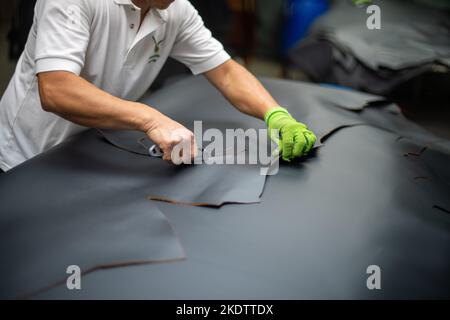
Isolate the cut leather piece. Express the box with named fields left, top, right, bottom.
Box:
left=0, top=130, right=186, bottom=299
left=35, top=126, right=450, bottom=299
left=97, top=128, right=268, bottom=207
left=144, top=159, right=267, bottom=207
left=145, top=163, right=266, bottom=207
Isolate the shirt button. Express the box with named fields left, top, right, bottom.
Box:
left=130, top=23, right=135, bottom=29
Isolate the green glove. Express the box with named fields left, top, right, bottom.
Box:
left=352, top=0, right=372, bottom=6
left=265, top=107, right=317, bottom=161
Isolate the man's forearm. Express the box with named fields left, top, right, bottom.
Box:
left=37, top=71, right=198, bottom=164
left=37, top=71, right=159, bottom=132
left=205, top=60, right=279, bottom=120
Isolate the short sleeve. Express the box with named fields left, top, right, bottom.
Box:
left=34, top=0, right=92, bottom=75
left=169, top=0, right=231, bottom=75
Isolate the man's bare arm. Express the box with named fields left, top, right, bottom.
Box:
left=204, top=59, right=279, bottom=120
left=37, top=71, right=196, bottom=162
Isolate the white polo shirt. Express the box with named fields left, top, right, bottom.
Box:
left=0, top=0, right=230, bottom=171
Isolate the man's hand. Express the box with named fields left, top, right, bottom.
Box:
left=142, top=109, right=198, bottom=164
left=265, top=107, right=316, bottom=161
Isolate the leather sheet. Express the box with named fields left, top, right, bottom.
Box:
left=1, top=77, right=449, bottom=299
left=35, top=126, right=450, bottom=299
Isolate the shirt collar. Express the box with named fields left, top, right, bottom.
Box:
left=113, top=0, right=168, bottom=22
left=113, top=0, right=134, bottom=5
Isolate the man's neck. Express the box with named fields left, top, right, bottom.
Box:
left=132, top=0, right=152, bottom=28
left=132, top=0, right=151, bottom=10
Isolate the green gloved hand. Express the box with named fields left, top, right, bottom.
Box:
left=265, top=107, right=317, bottom=161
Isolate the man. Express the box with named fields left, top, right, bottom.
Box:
left=0, top=0, right=316, bottom=172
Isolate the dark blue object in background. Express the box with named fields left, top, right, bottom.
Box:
left=282, top=0, right=329, bottom=56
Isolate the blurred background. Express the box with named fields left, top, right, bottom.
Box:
left=1, top=0, right=449, bottom=137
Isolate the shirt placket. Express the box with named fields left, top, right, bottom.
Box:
left=124, top=4, right=141, bottom=65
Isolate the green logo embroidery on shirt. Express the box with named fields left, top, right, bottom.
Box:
left=149, top=36, right=164, bottom=63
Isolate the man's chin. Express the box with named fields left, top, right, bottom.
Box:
left=154, top=0, right=175, bottom=10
